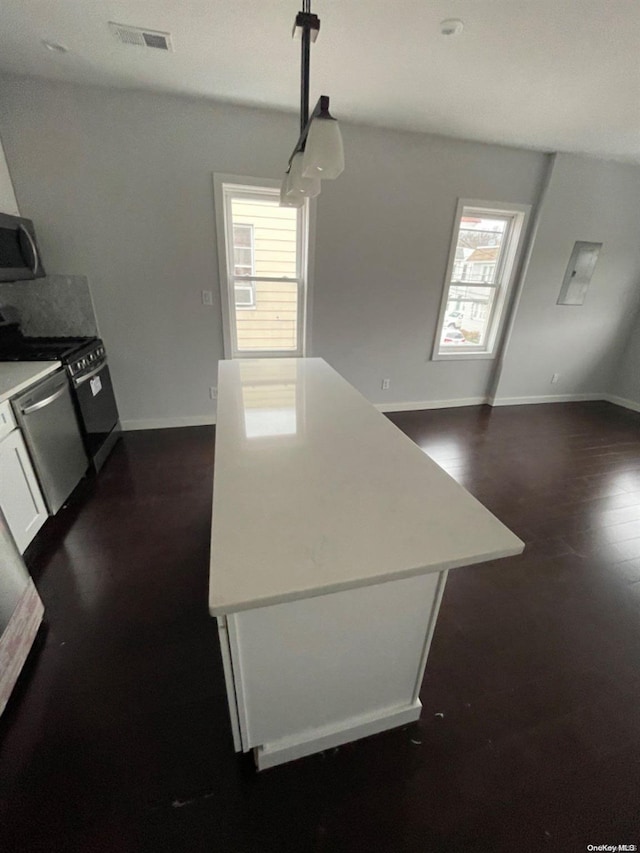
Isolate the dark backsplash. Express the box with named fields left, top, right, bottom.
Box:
left=0, top=275, right=99, bottom=338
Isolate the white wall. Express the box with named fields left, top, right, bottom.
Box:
left=0, top=76, right=298, bottom=427
left=0, top=75, right=638, bottom=427
left=0, top=133, right=19, bottom=215
left=0, top=75, right=547, bottom=426
left=610, top=305, right=640, bottom=409
left=494, top=154, right=640, bottom=403
left=311, top=128, right=545, bottom=405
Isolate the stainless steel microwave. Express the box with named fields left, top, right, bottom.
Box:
left=0, top=212, right=45, bottom=282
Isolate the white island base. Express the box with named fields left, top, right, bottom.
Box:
left=209, top=358, right=523, bottom=770
left=218, top=569, right=446, bottom=770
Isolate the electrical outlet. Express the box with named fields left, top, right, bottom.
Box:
left=382, top=378, right=391, bottom=391
left=551, top=373, right=560, bottom=385
left=202, top=290, right=213, bottom=306
left=209, top=386, right=217, bottom=400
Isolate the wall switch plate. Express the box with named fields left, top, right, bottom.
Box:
left=202, top=290, right=213, bottom=306
left=210, top=386, right=217, bottom=400
left=551, top=373, right=560, bottom=384
left=382, top=379, right=391, bottom=390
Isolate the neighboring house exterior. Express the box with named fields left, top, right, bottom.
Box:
left=452, top=245, right=499, bottom=285
left=448, top=245, right=499, bottom=338
left=231, top=200, right=298, bottom=352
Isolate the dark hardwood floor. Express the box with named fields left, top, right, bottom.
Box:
left=1, top=401, right=639, bottom=853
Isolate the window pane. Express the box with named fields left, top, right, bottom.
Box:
left=451, top=216, right=510, bottom=285
left=231, top=198, right=298, bottom=278
left=234, top=247, right=252, bottom=265
left=233, top=246, right=253, bottom=273
left=234, top=282, right=255, bottom=307
left=233, top=224, right=254, bottom=277
left=441, top=286, right=496, bottom=348
left=235, top=280, right=298, bottom=352
left=233, top=224, right=253, bottom=248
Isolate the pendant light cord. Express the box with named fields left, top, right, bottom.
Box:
left=300, top=1, right=312, bottom=133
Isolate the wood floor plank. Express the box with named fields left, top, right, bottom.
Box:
left=1, top=402, right=639, bottom=853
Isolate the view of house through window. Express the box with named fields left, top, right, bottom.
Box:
left=232, top=224, right=255, bottom=307
left=434, top=202, right=528, bottom=358
left=216, top=180, right=308, bottom=358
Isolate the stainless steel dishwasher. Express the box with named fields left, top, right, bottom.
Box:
left=12, top=370, right=89, bottom=515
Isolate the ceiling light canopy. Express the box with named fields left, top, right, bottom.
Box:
left=280, top=1, right=344, bottom=207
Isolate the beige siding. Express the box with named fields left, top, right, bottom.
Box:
left=232, top=200, right=297, bottom=278
left=231, top=199, right=299, bottom=351
left=236, top=281, right=298, bottom=352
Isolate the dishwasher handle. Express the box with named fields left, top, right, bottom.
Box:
left=21, top=383, right=68, bottom=415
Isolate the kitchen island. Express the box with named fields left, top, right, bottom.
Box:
left=209, top=358, right=523, bottom=769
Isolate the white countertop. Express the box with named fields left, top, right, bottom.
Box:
left=209, top=358, right=524, bottom=615
left=0, top=361, right=62, bottom=403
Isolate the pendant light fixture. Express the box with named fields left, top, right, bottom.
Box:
left=280, top=1, right=344, bottom=207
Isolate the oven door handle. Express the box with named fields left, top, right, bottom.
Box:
left=21, top=383, right=68, bottom=415
left=74, top=362, right=106, bottom=387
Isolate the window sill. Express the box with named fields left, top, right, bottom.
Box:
left=431, top=350, right=496, bottom=362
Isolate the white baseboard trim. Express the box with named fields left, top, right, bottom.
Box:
left=603, top=393, right=640, bottom=413
left=121, top=414, right=216, bottom=431
left=375, top=397, right=487, bottom=413
left=254, top=700, right=422, bottom=771
left=119, top=393, right=640, bottom=432
left=489, top=392, right=603, bottom=407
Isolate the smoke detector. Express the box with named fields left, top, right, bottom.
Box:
left=439, top=19, right=464, bottom=36
left=42, top=40, right=69, bottom=53
left=109, top=22, right=173, bottom=51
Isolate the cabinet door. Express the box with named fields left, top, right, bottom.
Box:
left=0, top=399, right=16, bottom=442
left=0, top=429, right=48, bottom=554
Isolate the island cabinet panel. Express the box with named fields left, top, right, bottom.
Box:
left=225, top=571, right=443, bottom=759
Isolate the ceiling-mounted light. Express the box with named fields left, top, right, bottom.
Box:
left=279, top=172, right=302, bottom=207
left=302, top=108, right=344, bottom=180
left=289, top=152, right=321, bottom=196
left=280, top=156, right=317, bottom=207
left=280, top=182, right=305, bottom=208
left=280, top=1, right=344, bottom=206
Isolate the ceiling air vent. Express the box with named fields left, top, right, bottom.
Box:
left=109, top=22, right=173, bottom=51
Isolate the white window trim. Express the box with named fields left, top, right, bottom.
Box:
left=432, top=199, right=530, bottom=361
left=213, top=173, right=316, bottom=360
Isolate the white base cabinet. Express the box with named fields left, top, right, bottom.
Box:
left=0, top=428, right=48, bottom=554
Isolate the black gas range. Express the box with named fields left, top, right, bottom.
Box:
left=0, top=334, right=95, bottom=364
left=0, top=332, right=121, bottom=472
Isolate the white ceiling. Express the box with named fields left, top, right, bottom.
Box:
left=1, top=0, right=640, bottom=162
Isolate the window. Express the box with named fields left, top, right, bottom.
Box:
left=232, top=224, right=255, bottom=308
left=214, top=175, right=312, bottom=358
left=433, top=200, right=529, bottom=359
